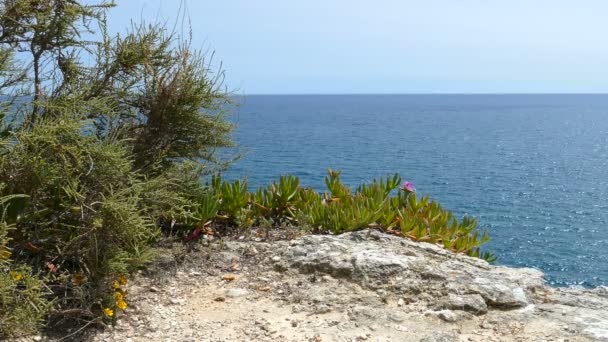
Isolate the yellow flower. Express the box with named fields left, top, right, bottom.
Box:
left=118, top=276, right=127, bottom=285
left=114, top=292, right=123, bottom=301
left=10, top=271, right=23, bottom=281
left=0, top=249, right=11, bottom=259
left=103, top=308, right=114, bottom=317
left=111, top=281, right=120, bottom=289
left=116, top=300, right=127, bottom=310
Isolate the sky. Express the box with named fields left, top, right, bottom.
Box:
left=107, top=0, right=608, bottom=94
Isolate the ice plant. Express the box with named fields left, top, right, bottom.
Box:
left=10, top=271, right=23, bottom=281
left=402, top=181, right=415, bottom=192
left=118, top=276, right=127, bottom=286
left=111, top=281, right=120, bottom=290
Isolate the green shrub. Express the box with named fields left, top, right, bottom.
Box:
left=0, top=1, right=235, bottom=175
left=0, top=262, right=51, bottom=338
left=0, top=0, right=237, bottom=336
left=0, top=117, right=163, bottom=326
left=0, top=196, right=52, bottom=338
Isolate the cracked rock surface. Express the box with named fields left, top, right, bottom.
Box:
left=80, top=229, right=608, bottom=342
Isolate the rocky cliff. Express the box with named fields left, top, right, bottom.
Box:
left=91, top=229, right=608, bottom=341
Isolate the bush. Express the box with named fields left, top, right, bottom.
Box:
left=0, top=0, right=235, bottom=336
left=0, top=117, right=165, bottom=330
left=0, top=262, right=51, bottom=337
left=0, top=195, right=52, bottom=338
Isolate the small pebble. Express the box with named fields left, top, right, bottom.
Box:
left=169, top=298, right=185, bottom=305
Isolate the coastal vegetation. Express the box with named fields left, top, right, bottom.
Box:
left=0, top=0, right=492, bottom=338
left=208, top=171, right=494, bottom=262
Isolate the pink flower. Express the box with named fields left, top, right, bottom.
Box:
left=402, top=181, right=415, bottom=192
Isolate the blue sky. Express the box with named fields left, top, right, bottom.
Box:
left=107, top=0, right=608, bottom=94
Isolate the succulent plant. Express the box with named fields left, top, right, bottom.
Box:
left=201, top=170, right=495, bottom=262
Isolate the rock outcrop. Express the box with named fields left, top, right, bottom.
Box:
left=278, top=230, right=542, bottom=309
left=90, top=229, right=608, bottom=342
left=277, top=230, right=608, bottom=340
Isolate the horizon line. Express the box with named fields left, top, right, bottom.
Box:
left=237, top=92, right=608, bottom=96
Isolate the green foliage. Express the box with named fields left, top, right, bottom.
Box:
left=398, top=195, right=492, bottom=260
left=315, top=195, right=384, bottom=233
left=324, top=169, right=351, bottom=201
left=0, top=116, right=180, bottom=330
left=307, top=170, right=494, bottom=262
left=355, top=173, right=401, bottom=199
left=213, top=175, right=249, bottom=221
left=190, top=191, right=220, bottom=226
left=0, top=0, right=235, bottom=174
left=199, top=170, right=496, bottom=262
left=0, top=195, right=52, bottom=338
left=0, top=262, right=52, bottom=338
left=0, top=0, right=236, bottom=335
left=252, top=175, right=300, bottom=219
left=0, top=0, right=114, bottom=123
left=91, top=23, right=236, bottom=172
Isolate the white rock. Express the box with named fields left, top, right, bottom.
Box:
left=169, top=298, right=185, bottom=305
left=225, top=288, right=249, bottom=298
left=436, top=310, right=458, bottom=322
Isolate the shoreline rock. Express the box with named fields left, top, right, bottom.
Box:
left=83, top=229, right=608, bottom=341
left=277, top=230, right=544, bottom=309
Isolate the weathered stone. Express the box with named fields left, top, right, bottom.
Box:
left=281, top=230, right=541, bottom=310
left=419, top=332, right=458, bottom=342
left=169, top=298, right=185, bottom=305
left=472, top=279, right=529, bottom=308
left=387, top=312, right=405, bottom=322
left=225, top=288, right=249, bottom=298
left=436, top=310, right=458, bottom=322
left=440, top=293, right=488, bottom=314
left=397, top=298, right=405, bottom=307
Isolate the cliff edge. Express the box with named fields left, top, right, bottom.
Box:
left=91, top=229, right=608, bottom=341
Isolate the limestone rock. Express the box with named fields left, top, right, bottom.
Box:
left=225, top=288, right=249, bottom=298
left=439, top=293, right=488, bottom=314
left=281, top=230, right=542, bottom=310
left=436, top=310, right=458, bottom=322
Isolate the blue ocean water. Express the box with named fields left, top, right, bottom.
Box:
left=224, top=94, right=608, bottom=287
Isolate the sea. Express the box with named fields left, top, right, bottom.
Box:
left=224, top=94, right=608, bottom=288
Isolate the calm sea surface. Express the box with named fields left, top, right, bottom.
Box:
left=224, top=94, right=608, bottom=287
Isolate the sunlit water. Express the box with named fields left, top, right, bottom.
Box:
left=224, top=94, right=608, bottom=287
